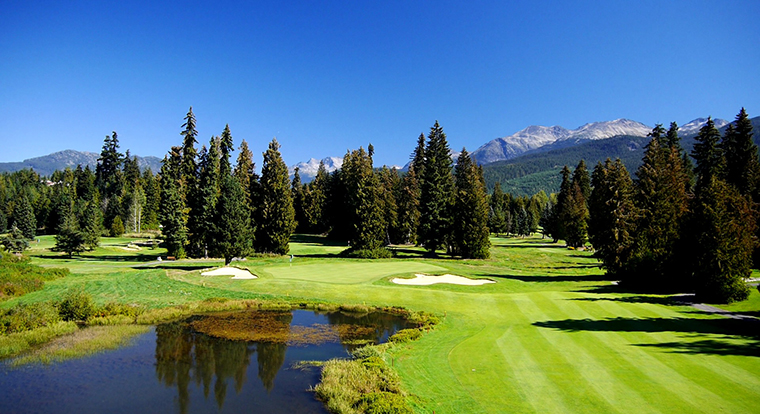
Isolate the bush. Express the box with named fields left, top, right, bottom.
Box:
left=110, top=216, right=125, bottom=237
left=354, top=391, right=413, bottom=414
left=388, top=329, right=422, bottom=343
left=0, top=254, right=68, bottom=299
left=58, top=289, right=96, bottom=322
left=0, top=302, right=62, bottom=334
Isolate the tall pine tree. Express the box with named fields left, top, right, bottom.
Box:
left=452, top=149, right=490, bottom=258
left=254, top=139, right=295, bottom=255
left=588, top=159, right=637, bottom=277
left=418, top=121, right=454, bottom=254
left=215, top=174, right=250, bottom=265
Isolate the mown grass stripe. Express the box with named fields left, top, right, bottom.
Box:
left=543, top=291, right=753, bottom=413
left=520, top=292, right=657, bottom=413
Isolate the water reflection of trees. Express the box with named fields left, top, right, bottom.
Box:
left=155, top=315, right=290, bottom=413
left=324, top=311, right=408, bottom=349
left=153, top=310, right=405, bottom=413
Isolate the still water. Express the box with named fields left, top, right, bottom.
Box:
left=0, top=309, right=407, bottom=414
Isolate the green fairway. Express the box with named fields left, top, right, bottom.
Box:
left=9, top=234, right=760, bottom=413
left=265, top=261, right=447, bottom=284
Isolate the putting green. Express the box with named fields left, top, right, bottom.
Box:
left=265, top=261, right=446, bottom=284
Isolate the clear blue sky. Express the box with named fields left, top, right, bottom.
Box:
left=1, top=0, right=759, bottom=168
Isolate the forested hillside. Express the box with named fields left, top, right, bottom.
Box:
left=483, top=116, right=760, bottom=196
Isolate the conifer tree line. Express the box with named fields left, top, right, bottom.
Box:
left=290, top=121, right=491, bottom=259
left=538, top=108, right=758, bottom=303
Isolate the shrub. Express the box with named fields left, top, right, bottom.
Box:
left=388, top=329, right=422, bottom=343
left=354, top=391, right=413, bottom=414
left=58, top=289, right=96, bottom=322
left=0, top=302, right=62, bottom=334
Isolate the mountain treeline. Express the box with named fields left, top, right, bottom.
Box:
left=534, top=109, right=758, bottom=303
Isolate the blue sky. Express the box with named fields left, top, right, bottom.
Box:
left=1, top=0, right=759, bottom=168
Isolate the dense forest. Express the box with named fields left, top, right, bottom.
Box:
left=1, top=108, right=758, bottom=303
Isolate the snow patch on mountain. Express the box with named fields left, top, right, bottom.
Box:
left=678, top=118, right=730, bottom=136
left=289, top=156, right=343, bottom=179
left=471, top=119, right=651, bottom=164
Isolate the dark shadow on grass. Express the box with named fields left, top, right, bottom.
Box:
left=34, top=254, right=161, bottom=263
left=534, top=316, right=760, bottom=339
left=493, top=242, right=566, bottom=249
left=635, top=339, right=760, bottom=357
left=574, top=283, right=689, bottom=295
left=135, top=265, right=213, bottom=271
left=568, top=295, right=691, bottom=306
left=289, top=234, right=348, bottom=247
left=480, top=274, right=614, bottom=283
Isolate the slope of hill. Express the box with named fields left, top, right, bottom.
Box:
left=0, top=150, right=162, bottom=176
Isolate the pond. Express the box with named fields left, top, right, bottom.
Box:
left=0, top=309, right=408, bottom=414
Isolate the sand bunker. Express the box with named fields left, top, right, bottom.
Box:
left=391, top=274, right=495, bottom=286
left=201, top=267, right=257, bottom=280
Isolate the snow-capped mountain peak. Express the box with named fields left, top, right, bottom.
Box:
left=678, top=118, right=730, bottom=136
left=289, top=156, right=343, bottom=178
left=471, top=119, right=651, bottom=164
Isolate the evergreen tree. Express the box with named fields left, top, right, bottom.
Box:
left=254, top=139, right=295, bottom=255
left=489, top=182, right=508, bottom=236
left=304, top=161, right=329, bottom=233
left=110, top=215, right=125, bottom=237
left=539, top=199, right=557, bottom=241
left=452, top=149, right=490, bottom=258
left=341, top=148, right=385, bottom=251
left=95, top=131, right=124, bottom=200
left=188, top=145, right=218, bottom=257
left=12, top=194, right=36, bottom=239
left=215, top=174, right=251, bottom=265
left=54, top=211, right=86, bottom=257
left=394, top=142, right=424, bottom=245
left=95, top=132, right=125, bottom=229
left=234, top=140, right=255, bottom=202
left=80, top=196, right=101, bottom=250
left=631, top=136, right=689, bottom=288
left=219, top=124, right=235, bottom=178
left=572, top=160, right=591, bottom=202
left=291, top=168, right=307, bottom=232
left=722, top=108, right=758, bottom=197
left=142, top=168, right=160, bottom=230
left=692, top=177, right=755, bottom=302
left=159, top=154, right=188, bottom=258
left=378, top=166, right=401, bottom=244
left=341, top=147, right=386, bottom=252
left=560, top=183, right=588, bottom=247
left=554, top=165, right=573, bottom=242
left=418, top=121, right=454, bottom=253
left=2, top=225, right=29, bottom=253
left=0, top=209, right=6, bottom=233
left=411, top=133, right=426, bottom=179
left=588, top=159, right=637, bottom=276
left=692, top=117, right=725, bottom=191
left=180, top=107, right=199, bottom=199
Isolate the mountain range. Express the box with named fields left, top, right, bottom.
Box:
left=0, top=150, right=163, bottom=177
left=470, top=118, right=729, bottom=165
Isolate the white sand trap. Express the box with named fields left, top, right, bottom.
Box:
left=391, top=274, right=495, bottom=286
left=201, top=267, right=257, bottom=280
